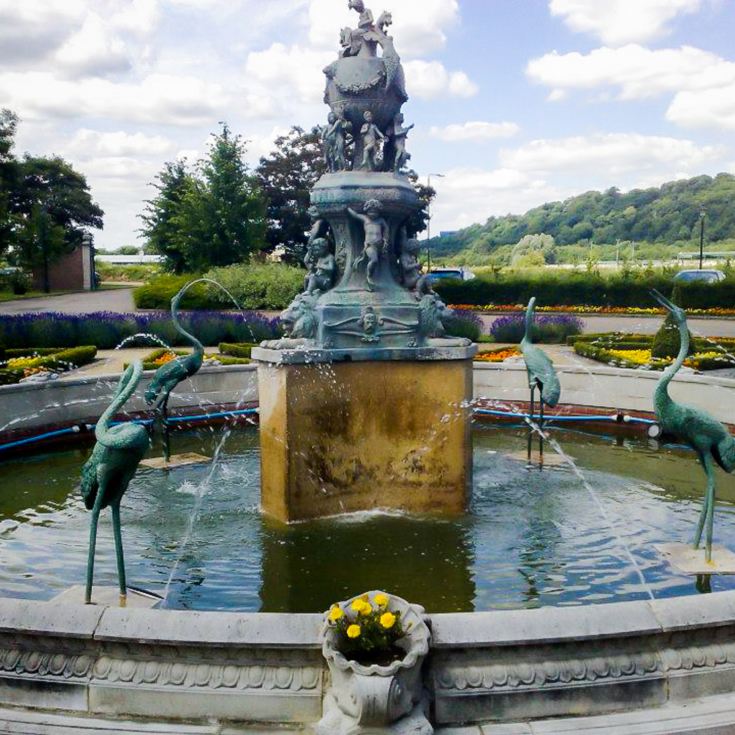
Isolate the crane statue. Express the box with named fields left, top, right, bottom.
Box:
left=80, top=360, right=149, bottom=606
left=145, top=278, right=239, bottom=463
left=520, top=298, right=561, bottom=464
left=651, top=290, right=735, bottom=563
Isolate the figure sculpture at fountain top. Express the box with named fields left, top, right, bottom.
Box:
left=267, top=0, right=464, bottom=354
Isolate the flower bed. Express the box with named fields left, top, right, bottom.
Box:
left=489, top=313, right=583, bottom=344
left=139, top=348, right=251, bottom=371
left=0, top=311, right=281, bottom=350
left=451, top=304, right=735, bottom=317
left=0, top=346, right=97, bottom=385
left=474, top=347, right=521, bottom=363
left=574, top=342, right=735, bottom=372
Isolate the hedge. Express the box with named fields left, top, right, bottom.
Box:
left=219, top=343, right=257, bottom=359
left=133, top=264, right=304, bottom=311
left=433, top=272, right=735, bottom=310
left=567, top=332, right=735, bottom=353
left=0, top=311, right=281, bottom=350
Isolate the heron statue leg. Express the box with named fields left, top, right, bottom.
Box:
left=85, top=489, right=105, bottom=605
left=692, top=453, right=715, bottom=555
left=111, top=501, right=127, bottom=607
left=538, top=383, right=545, bottom=464
left=527, top=383, right=536, bottom=464
left=704, top=455, right=717, bottom=564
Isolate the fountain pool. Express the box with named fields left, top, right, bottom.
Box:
left=2, top=422, right=734, bottom=613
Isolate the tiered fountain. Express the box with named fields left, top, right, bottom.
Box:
left=253, top=0, right=476, bottom=523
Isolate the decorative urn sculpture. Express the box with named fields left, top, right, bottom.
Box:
left=253, top=0, right=476, bottom=523
left=317, top=591, right=432, bottom=734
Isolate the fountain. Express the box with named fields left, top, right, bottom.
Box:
left=252, top=1, right=475, bottom=523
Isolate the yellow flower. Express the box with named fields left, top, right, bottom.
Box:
left=373, top=593, right=389, bottom=607
left=351, top=599, right=371, bottom=615
left=328, top=605, right=344, bottom=623
left=380, top=612, right=396, bottom=629
left=347, top=624, right=361, bottom=639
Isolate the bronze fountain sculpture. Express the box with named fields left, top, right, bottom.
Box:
left=651, top=290, right=735, bottom=563
left=520, top=298, right=561, bottom=465
left=80, top=360, right=149, bottom=606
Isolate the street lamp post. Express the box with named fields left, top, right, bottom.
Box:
left=426, top=173, right=444, bottom=273
left=699, top=209, right=706, bottom=270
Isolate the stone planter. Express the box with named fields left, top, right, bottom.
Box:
left=317, top=591, right=432, bottom=734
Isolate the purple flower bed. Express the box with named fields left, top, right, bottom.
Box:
left=445, top=309, right=483, bottom=341
left=490, top=313, right=583, bottom=344
left=0, top=311, right=281, bottom=350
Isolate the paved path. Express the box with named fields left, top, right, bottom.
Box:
left=475, top=313, right=735, bottom=338
left=0, top=288, right=136, bottom=314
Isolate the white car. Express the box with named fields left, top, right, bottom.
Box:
left=426, top=268, right=476, bottom=284
left=673, top=269, right=726, bottom=284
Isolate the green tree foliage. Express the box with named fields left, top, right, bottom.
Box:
left=0, top=109, right=19, bottom=258
left=433, top=174, right=735, bottom=262
left=139, top=160, right=193, bottom=273
left=141, top=124, right=266, bottom=273
left=12, top=156, right=104, bottom=290
left=511, top=233, right=557, bottom=267
left=255, top=126, right=325, bottom=265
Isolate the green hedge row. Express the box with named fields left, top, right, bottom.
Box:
left=218, top=343, right=256, bottom=359
left=433, top=272, right=735, bottom=309
left=139, top=348, right=250, bottom=371
left=568, top=332, right=735, bottom=353
left=133, top=264, right=304, bottom=311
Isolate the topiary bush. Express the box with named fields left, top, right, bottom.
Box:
left=651, top=313, right=694, bottom=359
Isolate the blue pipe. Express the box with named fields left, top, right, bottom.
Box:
left=0, top=407, right=651, bottom=455
left=0, top=408, right=260, bottom=453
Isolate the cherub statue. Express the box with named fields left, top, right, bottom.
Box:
left=360, top=110, right=385, bottom=171
left=307, top=205, right=329, bottom=246
left=323, top=112, right=352, bottom=171
left=347, top=199, right=389, bottom=290
left=399, top=231, right=431, bottom=295
left=392, top=113, right=414, bottom=173
left=304, top=238, right=336, bottom=294
left=349, top=0, right=374, bottom=29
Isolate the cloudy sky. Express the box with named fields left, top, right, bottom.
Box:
left=2, top=0, right=734, bottom=249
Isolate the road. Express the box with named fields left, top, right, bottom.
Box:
left=1, top=290, right=734, bottom=339
left=0, top=288, right=136, bottom=314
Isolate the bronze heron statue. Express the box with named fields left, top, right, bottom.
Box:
left=80, top=360, right=149, bottom=605
left=145, top=278, right=239, bottom=461
left=651, top=289, right=735, bottom=562
left=520, top=298, right=561, bottom=462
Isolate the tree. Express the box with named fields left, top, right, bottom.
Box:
left=511, top=233, right=557, bottom=266
left=141, top=125, right=266, bottom=273
left=0, top=109, right=19, bottom=259
left=139, top=160, right=193, bottom=273
left=256, top=126, right=325, bottom=265
left=12, top=155, right=104, bottom=291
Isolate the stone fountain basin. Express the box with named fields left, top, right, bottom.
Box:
left=1, top=592, right=735, bottom=732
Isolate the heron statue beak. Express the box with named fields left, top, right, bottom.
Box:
left=650, top=289, right=677, bottom=313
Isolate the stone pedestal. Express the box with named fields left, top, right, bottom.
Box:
left=253, top=345, right=475, bottom=523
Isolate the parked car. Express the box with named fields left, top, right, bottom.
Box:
left=673, top=269, right=726, bottom=284
left=426, top=267, right=476, bottom=284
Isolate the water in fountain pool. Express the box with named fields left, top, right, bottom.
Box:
left=1, top=423, right=735, bottom=613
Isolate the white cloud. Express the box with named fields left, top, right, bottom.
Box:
left=429, top=121, right=520, bottom=142
left=668, top=83, right=735, bottom=130
left=64, top=130, right=175, bottom=159
left=54, top=13, right=132, bottom=78
left=307, top=0, right=459, bottom=57
left=404, top=61, right=478, bottom=100
left=549, top=0, right=703, bottom=45
left=111, top=0, right=161, bottom=36
left=500, top=133, right=721, bottom=177
left=527, top=45, right=735, bottom=101
left=0, top=72, right=228, bottom=126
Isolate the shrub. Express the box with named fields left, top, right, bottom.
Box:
left=138, top=348, right=250, bottom=371
left=444, top=310, right=482, bottom=341
left=651, top=313, right=694, bottom=359
left=433, top=270, right=735, bottom=310
left=490, top=314, right=583, bottom=344
left=204, top=263, right=304, bottom=310
left=219, top=343, right=257, bottom=358
left=0, top=311, right=280, bottom=350
left=0, top=346, right=97, bottom=384
left=133, top=264, right=304, bottom=311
